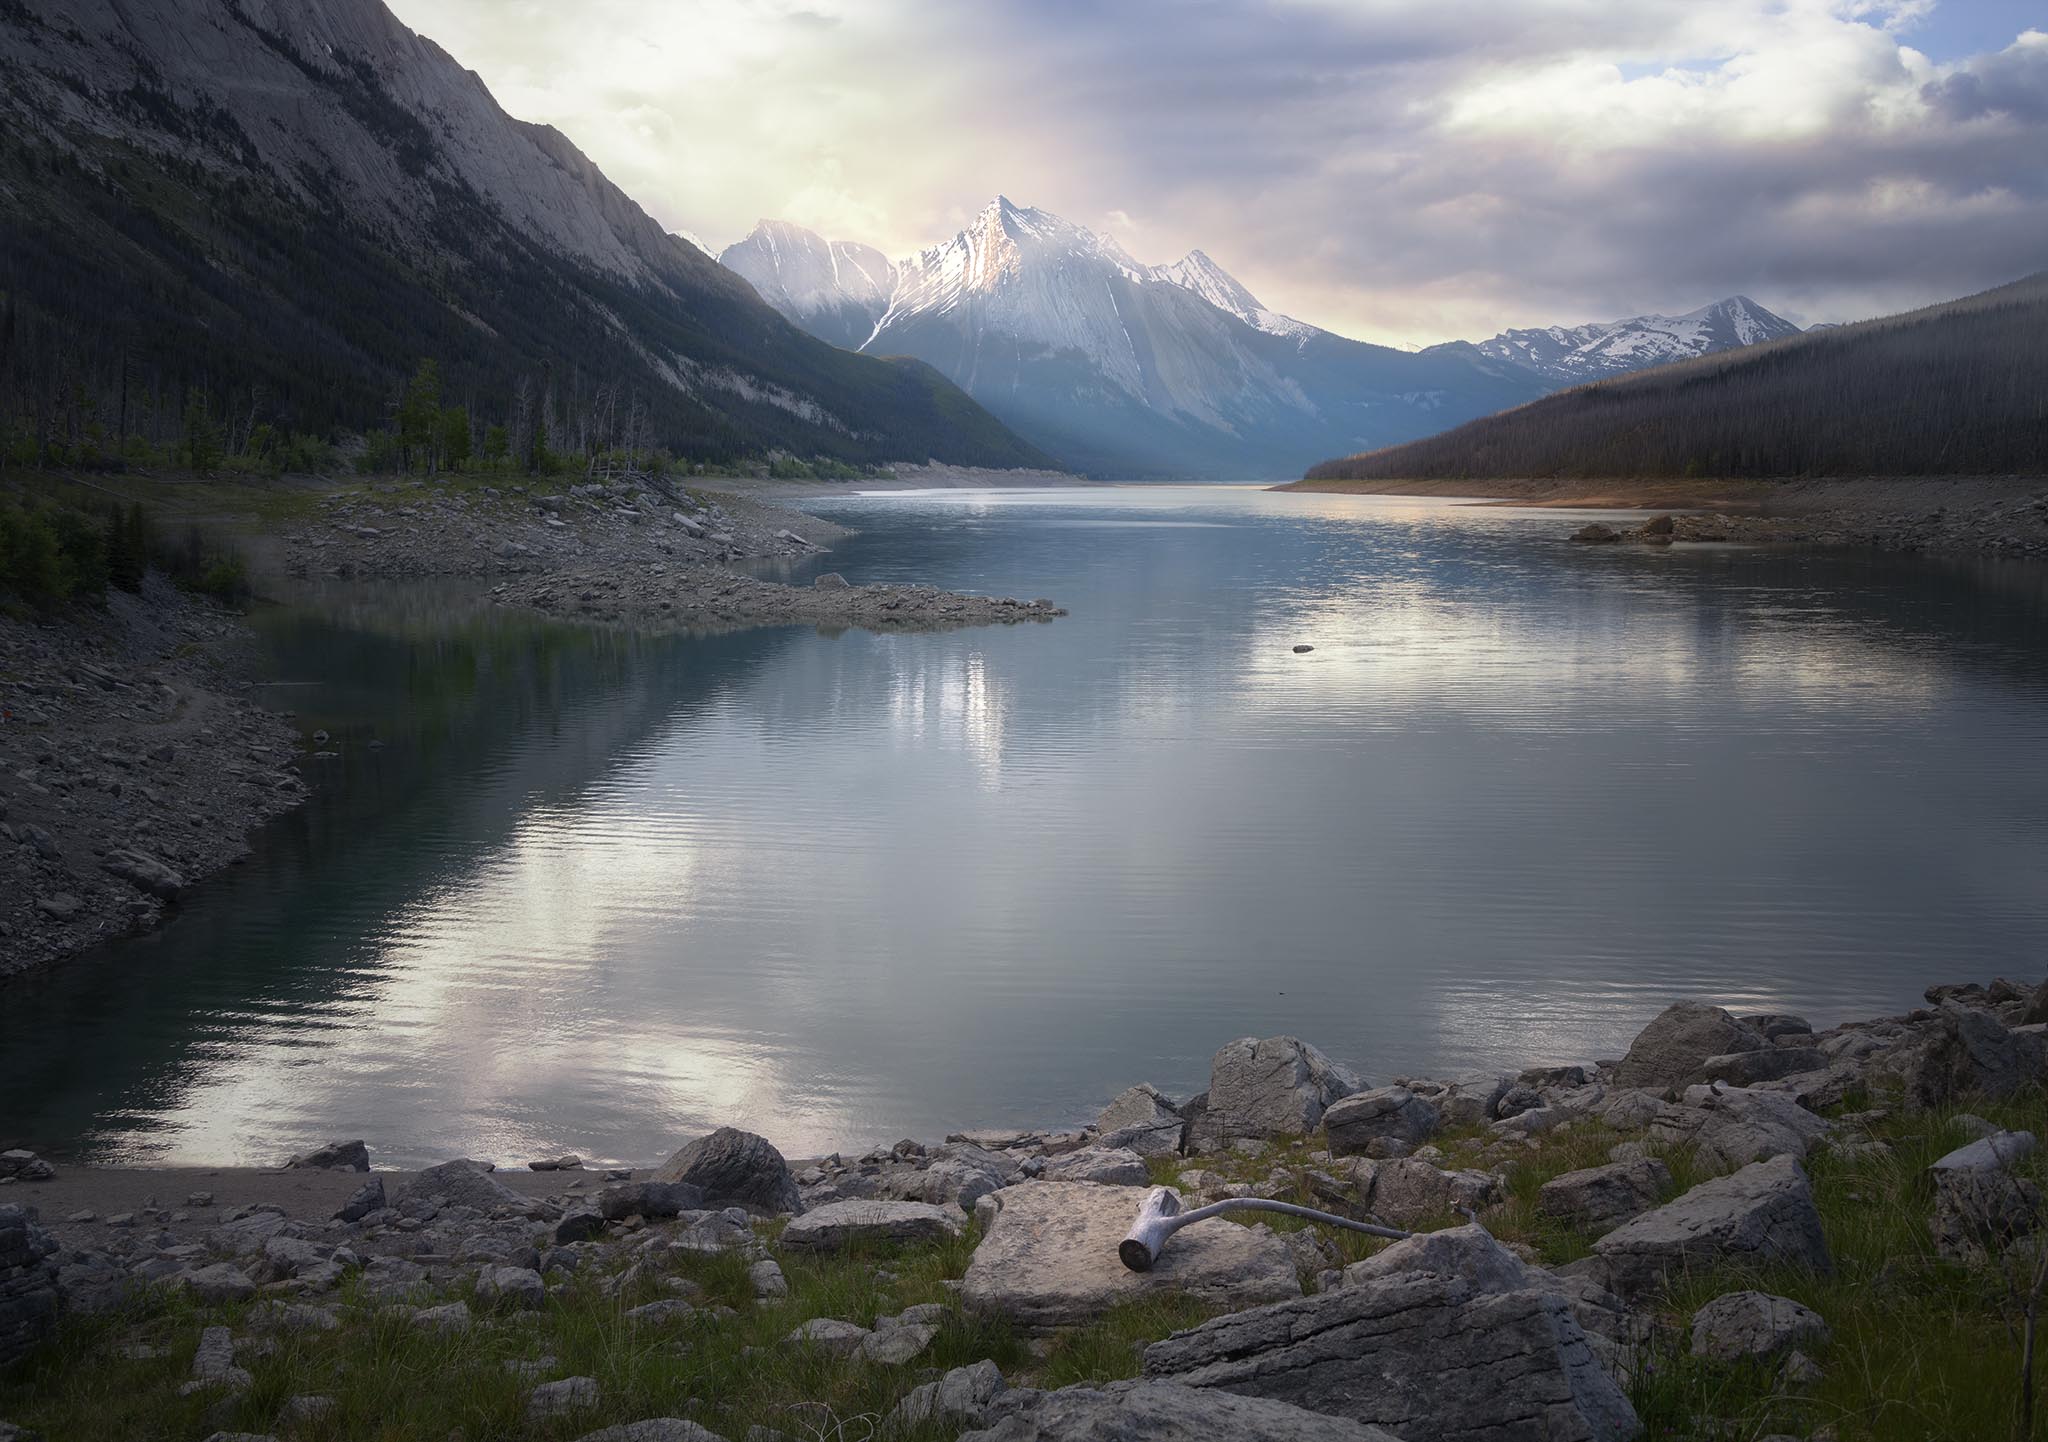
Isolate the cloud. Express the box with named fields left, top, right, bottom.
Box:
left=386, top=0, right=2048, bottom=345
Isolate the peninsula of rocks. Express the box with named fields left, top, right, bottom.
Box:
left=4, top=979, right=2044, bottom=1440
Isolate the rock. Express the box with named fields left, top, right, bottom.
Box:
left=860, top=1320, right=937, bottom=1365
left=813, top=572, right=849, bottom=589
left=1291, top=644, right=1314, bottom=654
left=2023, top=979, right=2048, bottom=1027
left=1912, top=1001, right=2036, bottom=1105
left=1323, top=1087, right=1439, bottom=1156
left=1041, top=1146, right=1150, bottom=1187
left=780, top=1199, right=963, bottom=1252
left=598, top=1180, right=707, bottom=1220
left=357, top=1255, right=428, bottom=1299
left=890, top=1360, right=1007, bottom=1431
left=1357, top=1157, right=1499, bottom=1226
left=249, top=1302, right=340, bottom=1333
left=395, top=1158, right=527, bottom=1214
left=1685, top=1085, right=1831, bottom=1169
left=1931, top=1129, right=2037, bottom=1175
left=188, top=1324, right=250, bottom=1390
left=1142, top=1272, right=1638, bottom=1442
left=411, top=1301, right=472, bottom=1332
left=530, top=1377, right=601, bottom=1418
left=654, top=1128, right=802, bottom=1215
left=284, top=1139, right=370, bottom=1172
left=1689, top=1290, right=1831, bottom=1363
left=279, top=1395, right=336, bottom=1423
left=1929, top=1129, right=2043, bottom=1260
left=529, top=1154, right=582, bottom=1171
left=101, top=847, right=184, bottom=900
left=334, top=1176, right=386, bottom=1223
left=1691, top=1048, right=1827, bottom=1087
left=1593, top=1155, right=1831, bottom=1295
left=1641, top=514, right=1675, bottom=536
left=1199, top=1036, right=1362, bottom=1147
left=475, top=1265, right=546, bottom=1310
left=1611, top=1002, right=1767, bottom=1095
left=959, top=1378, right=1406, bottom=1440
left=1097, top=1085, right=1186, bottom=1157
left=962, top=1181, right=1298, bottom=1332
left=625, top=1300, right=699, bottom=1326
left=1341, top=1223, right=1536, bottom=1295
left=555, top=1211, right=605, bottom=1244
left=1431, top=1073, right=1513, bottom=1128
left=784, top=1317, right=871, bottom=1357
left=748, top=1258, right=789, bottom=1300
left=178, top=1262, right=257, bottom=1304
left=572, top=1423, right=730, bottom=1442
left=1539, top=1158, right=1672, bottom=1233
left=1739, top=1014, right=1814, bottom=1042
left=1570, top=524, right=1619, bottom=544
left=34, top=893, right=80, bottom=921
left=884, top=1141, right=1019, bottom=1211
left=0, top=1204, right=60, bottom=1367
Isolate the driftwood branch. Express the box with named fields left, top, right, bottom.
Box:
left=1119, top=1185, right=1412, bottom=1272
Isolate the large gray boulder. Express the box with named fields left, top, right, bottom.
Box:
left=1929, top=1129, right=2042, bottom=1261
left=1539, top=1158, right=1672, bottom=1234
left=890, top=1360, right=1008, bottom=1431
left=0, top=1203, right=60, bottom=1367
left=1323, top=1087, right=1439, bottom=1156
left=598, top=1180, right=706, bottom=1221
left=654, top=1128, right=802, bottom=1215
left=1199, top=1037, right=1363, bottom=1147
left=1341, top=1223, right=1537, bottom=1295
left=1143, top=1272, right=1640, bottom=1442
left=1592, top=1155, right=1831, bottom=1295
left=779, top=1199, right=962, bottom=1252
left=1682, top=1085, right=1831, bottom=1170
left=1612, top=1003, right=1767, bottom=1094
left=1041, top=1146, right=1150, bottom=1187
left=394, top=1159, right=530, bottom=1215
left=1097, top=1085, right=1187, bottom=1157
left=961, top=1181, right=1299, bottom=1332
left=1909, top=1001, right=2037, bottom=1106
left=959, top=1379, right=1406, bottom=1441
left=284, top=1140, right=370, bottom=1172
left=1689, top=1290, right=1831, bottom=1363
left=1354, top=1157, right=1499, bottom=1226
left=1690, top=1048, right=1827, bottom=1088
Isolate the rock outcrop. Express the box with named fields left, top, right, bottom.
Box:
left=1592, top=1156, right=1831, bottom=1295
left=1196, top=1037, right=1362, bottom=1148
left=1611, top=1002, right=1767, bottom=1094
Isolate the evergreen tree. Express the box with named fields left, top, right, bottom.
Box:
left=180, top=389, right=222, bottom=472
left=397, top=359, right=442, bottom=471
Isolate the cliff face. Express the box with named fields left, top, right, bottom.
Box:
left=0, top=0, right=1048, bottom=468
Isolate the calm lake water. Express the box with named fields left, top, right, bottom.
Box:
left=7, top=485, right=2048, bottom=1168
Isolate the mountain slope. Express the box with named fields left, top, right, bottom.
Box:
left=0, top=0, right=1047, bottom=469
left=718, top=222, right=897, bottom=351
left=725, top=200, right=1548, bottom=478
left=1303, top=272, right=2048, bottom=482
left=1446, top=297, right=1802, bottom=384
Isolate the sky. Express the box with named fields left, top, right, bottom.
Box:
left=387, top=0, right=2048, bottom=348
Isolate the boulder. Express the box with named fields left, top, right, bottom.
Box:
left=654, top=1128, right=802, bottom=1215
left=1538, top=1158, right=1672, bottom=1233
left=1592, top=1156, right=1831, bottom=1295
left=475, top=1265, right=545, bottom=1310
left=1738, top=1014, right=1814, bottom=1043
left=779, top=1199, right=963, bottom=1252
left=1910, top=1001, right=2037, bottom=1106
left=1929, top=1130, right=2043, bottom=1261
left=879, top=1141, right=1019, bottom=1211
left=960, top=1379, right=1406, bottom=1440
left=1570, top=524, right=1620, bottom=544
left=860, top=1321, right=938, bottom=1365
left=572, top=1423, right=730, bottom=1442
left=395, top=1159, right=528, bottom=1215
left=102, top=847, right=184, bottom=900
left=1683, top=1085, right=1831, bottom=1169
left=2023, top=979, right=2048, bottom=1027
left=1199, top=1037, right=1362, bottom=1147
left=1429, top=1073, right=1514, bottom=1128
left=1611, top=1002, right=1767, bottom=1094
left=1690, top=1048, right=1827, bottom=1088
left=1143, top=1272, right=1639, bottom=1442
left=1041, top=1147, right=1150, bottom=1187
left=284, top=1140, right=370, bottom=1172
left=1341, top=1223, right=1536, bottom=1295
left=1097, top=1085, right=1186, bottom=1157
left=890, top=1360, right=1007, bottom=1431
left=1356, top=1158, right=1499, bottom=1226
left=0, top=1204, right=59, bottom=1368
left=1689, top=1290, right=1831, bottom=1363
left=178, top=1263, right=257, bottom=1304
left=784, top=1317, right=871, bottom=1357
left=333, top=1177, right=386, bottom=1223
left=961, top=1181, right=1299, bottom=1332
left=529, top=1377, right=600, bottom=1418
left=1323, top=1087, right=1439, bottom=1156
left=598, top=1180, right=706, bottom=1220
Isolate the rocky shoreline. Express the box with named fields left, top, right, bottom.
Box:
left=4, top=978, right=2045, bottom=1439
left=0, top=578, right=308, bottom=979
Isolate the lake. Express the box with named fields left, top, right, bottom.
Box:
left=6, top=485, right=2048, bottom=1168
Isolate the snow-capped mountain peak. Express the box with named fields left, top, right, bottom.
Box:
left=1153, top=248, right=1318, bottom=343
left=1462, top=296, right=1801, bottom=382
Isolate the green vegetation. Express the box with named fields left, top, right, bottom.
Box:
left=0, top=489, right=248, bottom=609
left=1305, top=269, right=2048, bottom=484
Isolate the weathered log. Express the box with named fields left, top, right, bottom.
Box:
left=1119, top=1186, right=1411, bottom=1272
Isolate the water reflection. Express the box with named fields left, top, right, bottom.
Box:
left=4, top=489, right=2047, bottom=1166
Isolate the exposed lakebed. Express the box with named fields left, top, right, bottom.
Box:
left=5, top=486, right=2048, bottom=1167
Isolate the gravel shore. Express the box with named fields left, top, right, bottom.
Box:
left=0, top=579, right=307, bottom=980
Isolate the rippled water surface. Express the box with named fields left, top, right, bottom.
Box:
left=8, top=486, right=2048, bottom=1167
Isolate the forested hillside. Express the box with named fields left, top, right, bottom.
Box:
left=1304, top=272, right=2048, bottom=483
left=0, top=0, right=1047, bottom=475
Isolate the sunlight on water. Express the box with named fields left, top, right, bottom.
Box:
left=6, top=487, right=2048, bottom=1166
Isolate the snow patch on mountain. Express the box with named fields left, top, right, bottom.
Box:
left=1460, top=296, right=1801, bottom=382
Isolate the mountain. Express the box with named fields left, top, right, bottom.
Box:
left=1303, top=272, right=2048, bottom=483
left=0, top=0, right=1046, bottom=470
left=1446, top=297, right=1802, bottom=384
left=717, top=222, right=897, bottom=351
left=722, top=199, right=1549, bottom=479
